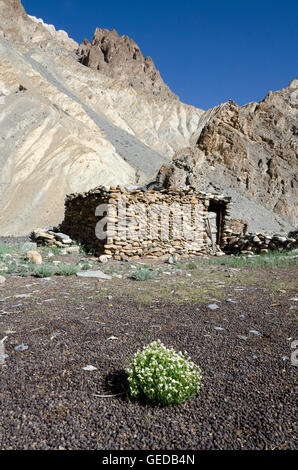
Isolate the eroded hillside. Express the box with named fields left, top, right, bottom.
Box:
left=0, top=0, right=203, bottom=235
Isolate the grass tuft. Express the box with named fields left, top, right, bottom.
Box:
left=55, top=263, right=80, bottom=276
left=131, top=268, right=157, bottom=281
left=32, top=264, right=57, bottom=278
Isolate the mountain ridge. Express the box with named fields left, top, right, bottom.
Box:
left=0, top=0, right=296, bottom=236
left=0, top=0, right=203, bottom=235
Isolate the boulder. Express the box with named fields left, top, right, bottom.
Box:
left=99, top=255, right=109, bottom=264
left=26, top=251, right=42, bottom=265
left=54, top=232, right=72, bottom=244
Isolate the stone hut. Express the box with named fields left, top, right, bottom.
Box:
left=61, top=185, right=232, bottom=259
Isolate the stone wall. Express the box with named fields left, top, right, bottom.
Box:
left=61, top=186, right=232, bottom=259
left=225, top=232, right=298, bottom=254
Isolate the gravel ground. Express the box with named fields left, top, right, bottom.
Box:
left=0, top=267, right=297, bottom=450
left=0, top=236, right=31, bottom=246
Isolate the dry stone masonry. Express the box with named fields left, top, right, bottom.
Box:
left=225, top=232, right=298, bottom=255
left=61, top=186, right=232, bottom=259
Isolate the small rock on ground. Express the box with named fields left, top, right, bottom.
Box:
left=76, top=270, right=111, bottom=280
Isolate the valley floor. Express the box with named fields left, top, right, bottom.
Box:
left=0, top=252, right=297, bottom=450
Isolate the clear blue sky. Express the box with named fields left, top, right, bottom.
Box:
left=22, top=0, right=298, bottom=110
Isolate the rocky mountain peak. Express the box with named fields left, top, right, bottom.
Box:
left=77, top=27, right=177, bottom=100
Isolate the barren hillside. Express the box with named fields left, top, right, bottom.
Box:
left=0, top=0, right=203, bottom=235
left=0, top=0, right=296, bottom=236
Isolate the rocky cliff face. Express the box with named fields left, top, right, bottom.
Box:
left=157, top=80, right=298, bottom=233
left=77, top=28, right=177, bottom=100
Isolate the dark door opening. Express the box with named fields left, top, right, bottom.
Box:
left=206, top=200, right=224, bottom=247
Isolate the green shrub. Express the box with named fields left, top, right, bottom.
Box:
left=5, top=261, right=18, bottom=274
left=81, top=262, right=92, bottom=271
left=56, top=263, right=79, bottom=276
left=131, top=268, right=157, bottom=281
left=126, top=340, right=202, bottom=405
left=33, top=264, right=57, bottom=278
left=18, top=267, right=29, bottom=277
left=185, top=262, right=197, bottom=270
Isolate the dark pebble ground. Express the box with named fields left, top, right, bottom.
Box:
left=0, top=270, right=297, bottom=450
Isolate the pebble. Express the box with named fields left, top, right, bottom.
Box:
left=76, top=270, right=112, bottom=280
left=82, top=365, right=97, bottom=371
left=167, top=254, right=178, bottom=264
left=14, top=344, right=28, bottom=351
left=67, top=246, right=80, bottom=254
left=55, top=233, right=72, bottom=244
left=249, top=330, right=262, bottom=336
left=50, top=333, right=61, bottom=340
left=208, top=303, right=219, bottom=310
left=0, top=276, right=6, bottom=284
left=237, top=335, right=248, bottom=341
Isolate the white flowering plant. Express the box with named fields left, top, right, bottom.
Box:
left=126, top=340, right=202, bottom=405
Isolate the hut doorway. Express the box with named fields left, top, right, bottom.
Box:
left=206, top=200, right=224, bottom=248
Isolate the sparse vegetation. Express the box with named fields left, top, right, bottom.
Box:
left=40, top=245, right=65, bottom=256
left=176, top=261, right=197, bottom=270
left=207, top=250, right=298, bottom=268
left=131, top=267, right=157, bottom=281
left=17, top=267, right=29, bottom=277
left=80, top=262, right=93, bottom=271
left=55, top=263, right=79, bottom=276
left=32, top=263, right=57, bottom=278
left=5, top=261, right=18, bottom=274
left=0, top=244, right=15, bottom=255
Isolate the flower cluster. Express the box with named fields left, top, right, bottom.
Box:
left=126, top=340, right=202, bottom=405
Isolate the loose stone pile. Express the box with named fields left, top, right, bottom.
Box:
left=61, top=185, right=232, bottom=260
left=31, top=228, right=73, bottom=247
left=225, top=232, right=298, bottom=254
